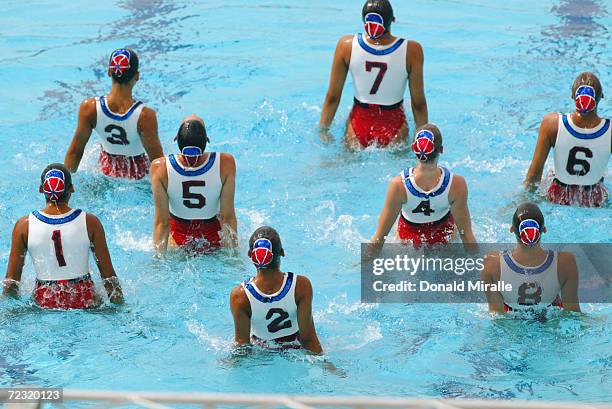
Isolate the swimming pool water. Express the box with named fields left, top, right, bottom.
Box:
left=0, top=0, right=610, bottom=403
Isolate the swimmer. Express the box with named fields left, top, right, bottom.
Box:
left=3, top=164, right=124, bottom=309
left=525, top=72, right=610, bottom=207
left=319, top=0, right=428, bottom=148
left=151, top=115, right=237, bottom=254
left=64, top=48, right=163, bottom=180
left=230, top=227, right=323, bottom=353
left=482, top=202, right=580, bottom=313
left=371, top=124, right=476, bottom=247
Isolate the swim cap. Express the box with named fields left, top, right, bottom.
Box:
left=362, top=0, right=394, bottom=39
left=364, top=13, right=386, bottom=39
left=40, top=163, right=72, bottom=203
left=250, top=238, right=274, bottom=269
left=518, top=219, right=541, bottom=246
left=176, top=119, right=209, bottom=167
left=412, top=129, right=436, bottom=161
left=108, top=48, right=139, bottom=84
left=249, top=226, right=283, bottom=270
left=512, top=202, right=544, bottom=246
left=575, top=85, right=597, bottom=114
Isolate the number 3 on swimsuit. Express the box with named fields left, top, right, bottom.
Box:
left=365, top=61, right=388, bottom=95
left=105, top=124, right=129, bottom=145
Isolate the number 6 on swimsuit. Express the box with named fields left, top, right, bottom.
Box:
left=365, top=61, right=388, bottom=95
left=566, top=146, right=593, bottom=176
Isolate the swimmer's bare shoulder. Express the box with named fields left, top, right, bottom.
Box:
left=335, top=35, right=353, bottom=64
left=540, top=112, right=560, bottom=146
left=406, top=40, right=424, bottom=70
left=150, top=156, right=168, bottom=183
left=230, top=283, right=251, bottom=345
left=482, top=252, right=501, bottom=282
left=294, top=274, right=313, bottom=302
left=80, top=97, right=97, bottom=122
left=230, top=284, right=248, bottom=307
left=219, top=152, right=236, bottom=180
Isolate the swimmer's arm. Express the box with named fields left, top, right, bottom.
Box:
left=482, top=254, right=505, bottom=314
left=524, top=113, right=557, bottom=190
left=151, top=159, right=170, bottom=255
left=319, top=36, right=352, bottom=137
left=371, top=176, right=405, bottom=247
left=138, top=107, right=164, bottom=161
left=558, top=252, right=581, bottom=313
left=64, top=98, right=96, bottom=172
left=86, top=213, right=124, bottom=305
left=449, top=175, right=476, bottom=244
left=230, top=286, right=252, bottom=346
left=407, top=41, right=428, bottom=129
left=295, top=276, right=323, bottom=354
left=219, top=153, right=238, bottom=248
left=3, top=217, right=28, bottom=298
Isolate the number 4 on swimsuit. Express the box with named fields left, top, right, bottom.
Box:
left=412, top=200, right=434, bottom=216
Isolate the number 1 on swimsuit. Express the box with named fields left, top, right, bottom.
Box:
left=51, top=230, right=67, bottom=267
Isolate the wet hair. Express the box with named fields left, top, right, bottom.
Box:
left=249, top=226, right=283, bottom=270
left=40, top=163, right=72, bottom=203
left=108, top=48, right=139, bottom=84
left=176, top=119, right=209, bottom=153
left=362, top=0, right=395, bottom=31
left=414, top=123, right=443, bottom=163
left=572, top=72, right=603, bottom=102
left=512, top=202, right=544, bottom=241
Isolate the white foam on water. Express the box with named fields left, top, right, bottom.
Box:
left=301, top=102, right=321, bottom=113
left=186, top=319, right=232, bottom=353
left=113, top=228, right=154, bottom=252
left=315, top=293, right=378, bottom=322
left=450, top=155, right=529, bottom=174
left=79, top=143, right=102, bottom=174
left=13, top=150, right=45, bottom=172
left=327, top=322, right=383, bottom=351
left=238, top=208, right=270, bottom=230
left=310, top=201, right=369, bottom=251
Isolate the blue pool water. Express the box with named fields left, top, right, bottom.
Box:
left=0, top=0, right=611, bottom=403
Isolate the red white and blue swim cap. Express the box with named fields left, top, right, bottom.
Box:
left=575, top=85, right=597, bottom=114
left=362, top=0, right=394, bottom=40
left=109, top=49, right=132, bottom=77
left=251, top=238, right=274, bottom=269
left=42, top=169, right=66, bottom=202
left=412, top=129, right=436, bottom=161
left=518, top=219, right=541, bottom=246
left=364, top=13, right=386, bottom=39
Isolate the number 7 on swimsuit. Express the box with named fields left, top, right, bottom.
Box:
left=365, top=61, right=388, bottom=95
